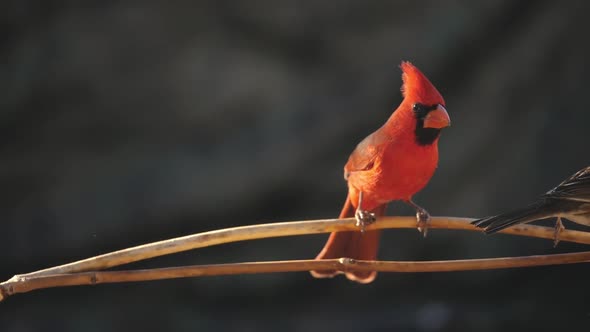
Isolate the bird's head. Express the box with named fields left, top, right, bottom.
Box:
left=400, top=61, right=451, bottom=145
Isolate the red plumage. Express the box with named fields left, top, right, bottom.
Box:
left=311, top=61, right=449, bottom=283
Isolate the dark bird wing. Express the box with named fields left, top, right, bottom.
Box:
left=472, top=166, right=590, bottom=234
left=471, top=199, right=560, bottom=234
left=545, top=166, right=590, bottom=203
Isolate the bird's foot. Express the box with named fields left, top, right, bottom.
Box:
left=355, top=209, right=376, bottom=233
left=416, top=208, right=430, bottom=238
left=553, top=217, right=565, bottom=248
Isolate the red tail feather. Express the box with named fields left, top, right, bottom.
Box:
left=310, top=195, right=387, bottom=283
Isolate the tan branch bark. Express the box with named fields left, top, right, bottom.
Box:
left=10, top=216, right=590, bottom=281
left=3, top=251, right=590, bottom=301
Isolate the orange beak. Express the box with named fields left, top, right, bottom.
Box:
left=423, top=105, right=451, bottom=129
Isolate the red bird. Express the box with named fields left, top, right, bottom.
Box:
left=310, top=62, right=450, bottom=283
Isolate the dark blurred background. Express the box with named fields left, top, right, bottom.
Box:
left=2, top=1, right=590, bottom=331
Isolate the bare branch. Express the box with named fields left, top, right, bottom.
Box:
left=2, top=216, right=590, bottom=302
left=3, top=251, right=590, bottom=300
left=11, top=216, right=590, bottom=280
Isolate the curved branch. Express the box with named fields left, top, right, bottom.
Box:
left=3, top=251, right=590, bottom=300
left=12, top=216, right=590, bottom=280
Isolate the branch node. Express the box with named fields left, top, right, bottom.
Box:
left=8, top=275, right=24, bottom=283
left=338, top=257, right=359, bottom=273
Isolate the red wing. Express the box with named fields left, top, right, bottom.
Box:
left=344, top=130, right=388, bottom=180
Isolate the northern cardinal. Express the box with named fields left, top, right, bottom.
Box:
left=472, top=166, right=590, bottom=246
left=310, top=61, right=450, bottom=283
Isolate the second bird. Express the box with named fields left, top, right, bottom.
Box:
left=472, top=166, right=590, bottom=246
left=310, top=61, right=451, bottom=283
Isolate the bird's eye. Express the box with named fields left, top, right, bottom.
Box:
left=412, top=103, right=432, bottom=120
left=412, top=103, right=426, bottom=117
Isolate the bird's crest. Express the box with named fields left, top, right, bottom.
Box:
left=400, top=61, right=445, bottom=105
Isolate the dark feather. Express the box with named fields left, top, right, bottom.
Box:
left=545, top=166, right=590, bottom=202
left=472, top=200, right=558, bottom=234
left=472, top=166, right=590, bottom=234
left=413, top=103, right=442, bottom=146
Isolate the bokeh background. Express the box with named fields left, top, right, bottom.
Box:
left=2, top=1, right=590, bottom=331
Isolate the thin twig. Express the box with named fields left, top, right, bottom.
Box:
left=10, top=216, right=590, bottom=281
left=3, top=251, right=590, bottom=300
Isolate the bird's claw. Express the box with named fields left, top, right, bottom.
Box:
left=416, top=209, right=430, bottom=238
left=355, top=209, right=376, bottom=233
left=553, top=217, right=564, bottom=248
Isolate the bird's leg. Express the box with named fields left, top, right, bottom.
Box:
left=405, top=199, right=430, bottom=237
left=355, top=191, right=376, bottom=233
left=553, top=217, right=565, bottom=248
